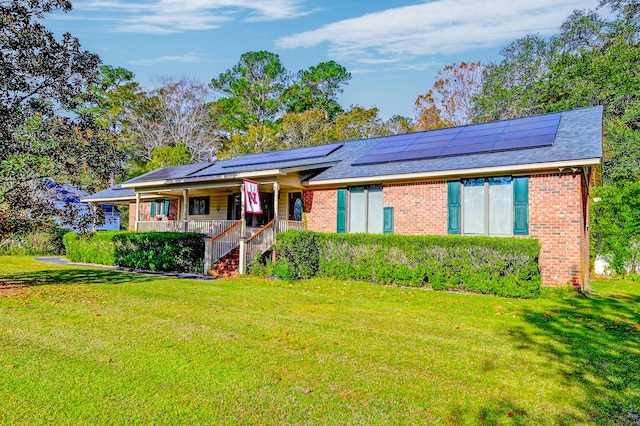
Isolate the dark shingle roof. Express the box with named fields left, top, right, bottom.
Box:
left=82, top=184, right=136, bottom=201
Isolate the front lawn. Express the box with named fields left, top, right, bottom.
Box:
left=1, top=256, right=639, bottom=425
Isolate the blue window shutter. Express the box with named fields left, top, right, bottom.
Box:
left=448, top=181, right=461, bottom=234
left=150, top=201, right=156, bottom=217
left=513, top=176, right=529, bottom=235
left=336, top=189, right=347, bottom=233
left=383, top=207, right=394, bottom=234
left=164, top=200, right=170, bottom=216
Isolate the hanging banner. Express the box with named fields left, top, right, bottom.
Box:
left=243, top=179, right=263, bottom=214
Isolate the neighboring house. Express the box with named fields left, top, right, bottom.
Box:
left=46, top=180, right=121, bottom=231
left=84, top=106, right=603, bottom=286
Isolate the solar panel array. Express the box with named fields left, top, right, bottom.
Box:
left=221, top=142, right=344, bottom=168
left=352, top=113, right=562, bottom=166
left=127, top=162, right=213, bottom=183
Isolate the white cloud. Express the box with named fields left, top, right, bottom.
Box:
left=276, top=0, right=600, bottom=62
left=129, top=52, right=206, bottom=65
left=72, top=0, right=312, bottom=33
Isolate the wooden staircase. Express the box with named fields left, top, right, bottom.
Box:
left=209, top=246, right=240, bottom=277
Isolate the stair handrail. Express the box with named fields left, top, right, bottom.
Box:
left=211, top=220, right=242, bottom=243
left=245, top=219, right=277, bottom=266
left=207, top=220, right=243, bottom=271
left=246, top=219, right=276, bottom=243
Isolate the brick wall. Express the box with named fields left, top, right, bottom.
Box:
left=529, top=172, right=588, bottom=287
left=304, top=171, right=590, bottom=287
left=304, top=189, right=337, bottom=233
left=383, top=181, right=448, bottom=235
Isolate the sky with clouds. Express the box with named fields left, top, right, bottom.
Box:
left=47, top=0, right=601, bottom=119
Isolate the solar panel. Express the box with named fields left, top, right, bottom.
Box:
left=352, top=112, right=562, bottom=166
left=221, top=142, right=344, bottom=168
left=127, top=162, right=213, bottom=183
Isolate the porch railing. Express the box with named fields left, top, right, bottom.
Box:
left=204, top=220, right=242, bottom=273
left=137, top=221, right=182, bottom=232
left=275, top=220, right=305, bottom=233
left=188, top=220, right=238, bottom=236
left=137, top=220, right=238, bottom=236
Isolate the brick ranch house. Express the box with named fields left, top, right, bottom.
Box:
left=84, top=106, right=603, bottom=286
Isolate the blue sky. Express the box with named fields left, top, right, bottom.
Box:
left=47, top=0, right=600, bottom=119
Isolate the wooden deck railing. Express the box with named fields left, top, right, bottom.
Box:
left=203, top=221, right=242, bottom=273
left=137, top=220, right=238, bottom=236
left=188, top=220, right=238, bottom=236
left=137, top=221, right=182, bottom=232
left=275, top=220, right=305, bottom=233
left=246, top=219, right=277, bottom=266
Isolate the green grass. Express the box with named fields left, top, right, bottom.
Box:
left=1, top=256, right=639, bottom=425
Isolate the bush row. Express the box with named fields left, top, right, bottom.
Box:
left=63, top=231, right=205, bottom=273
left=271, top=231, right=541, bottom=298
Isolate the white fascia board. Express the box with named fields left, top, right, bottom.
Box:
left=120, top=169, right=283, bottom=189
left=306, top=158, right=601, bottom=187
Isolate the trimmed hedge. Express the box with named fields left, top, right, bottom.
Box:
left=272, top=231, right=541, bottom=298
left=63, top=231, right=205, bottom=273
left=63, top=231, right=118, bottom=265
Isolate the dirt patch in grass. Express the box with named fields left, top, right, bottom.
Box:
left=0, top=280, right=29, bottom=297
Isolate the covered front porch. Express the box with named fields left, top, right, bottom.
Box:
left=129, top=178, right=305, bottom=275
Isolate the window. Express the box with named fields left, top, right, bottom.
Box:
left=189, top=196, right=210, bottom=216
left=337, top=185, right=384, bottom=233
left=448, top=176, right=528, bottom=236
left=150, top=199, right=169, bottom=217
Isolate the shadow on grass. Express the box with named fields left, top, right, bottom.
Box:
left=508, top=289, right=640, bottom=425
left=0, top=268, right=155, bottom=287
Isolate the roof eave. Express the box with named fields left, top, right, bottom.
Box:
left=120, top=168, right=284, bottom=189
left=306, top=158, right=602, bottom=187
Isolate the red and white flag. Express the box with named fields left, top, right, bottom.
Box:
left=243, top=179, right=262, bottom=214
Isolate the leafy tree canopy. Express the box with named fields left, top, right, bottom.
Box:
left=474, top=0, right=640, bottom=183
left=0, top=0, right=123, bottom=230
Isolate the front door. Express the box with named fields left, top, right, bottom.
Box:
left=228, top=192, right=274, bottom=226
left=288, top=192, right=302, bottom=221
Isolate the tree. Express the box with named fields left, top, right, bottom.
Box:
left=286, top=61, right=351, bottom=120
left=279, top=109, right=332, bottom=149
left=331, top=106, right=391, bottom=141
left=89, top=65, right=142, bottom=134
left=385, top=115, right=414, bottom=135
left=210, top=51, right=289, bottom=130
left=146, top=143, right=192, bottom=171
left=414, top=62, right=484, bottom=130
left=473, top=36, right=553, bottom=121
left=218, top=123, right=280, bottom=159
left=0, top=0, right=123, bottom=231
left=474, top=3, right=640, bottom=182
left=124, top=77, right=221, bottom=168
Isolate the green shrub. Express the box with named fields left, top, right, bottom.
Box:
left=64, top=231, right=205, bottom=273
left=63, top=231, right=119, bottom=265
left=273, top=231, right=541, bottom=298
left=113, top=232, right=204, bottom=273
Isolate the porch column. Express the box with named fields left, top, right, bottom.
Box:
left=134, top=192, right=140, bottom=232
left=273, top=182, right=279, bottom=221
left=240, top=183, right=246, bottom=237
left=182, top=189, right=188, bottom=232
left=90, top=202, right=97, bottom=232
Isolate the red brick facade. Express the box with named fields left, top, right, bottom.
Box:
left=528, top=172, right=589, bottom=287
left=128, top=199, right=179, bottom=230
left=305, top=171, right=591, bottom=287
left=303, top=189, right=337, bottom=233
left=383, top=181, right=448, bottom=235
